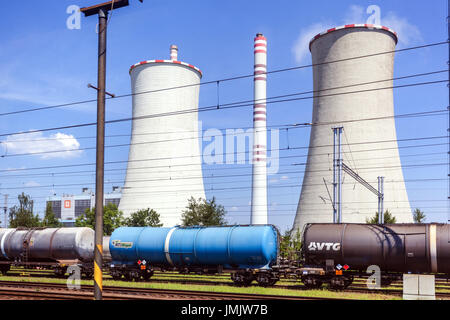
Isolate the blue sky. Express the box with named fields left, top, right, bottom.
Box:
left=0, top=0, right=448, bottom=232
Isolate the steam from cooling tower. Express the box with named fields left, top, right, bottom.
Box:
left=251, top=33, right=268, bottom=225
left=293, top=24, right=413, bottom=234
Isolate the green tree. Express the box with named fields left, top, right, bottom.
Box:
left=8, top=193, right=41, bottom=228
left=279, top=229, right=302, bottom=261
left=366, top=209, right=397, bottom=224
left=413, top=208, right=426, bottom=223
left=181, top=197, right=226, bottom=226
left=75, top=203, right=124, bottom=235
left=41, top=202, right=62, bottom=227
left=124, top=208, right=163, bottom=227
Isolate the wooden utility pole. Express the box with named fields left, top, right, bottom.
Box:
left=80, top=0, right=143, bottom=300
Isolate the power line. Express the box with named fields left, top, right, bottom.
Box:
left=2, top=106, right=447, bottom=149
left=0, top=149, right=445, bottom=180
left=11, top=182, right=446, bottom=203
left=0, top=139, right=446, bottom=175
left=3, top=161, right=446, bottom=191
left=0, top=75, right=447, bottom=140
left=2, top=42, right=447, bottom=118
left=0, top=107, right=447, bottom=158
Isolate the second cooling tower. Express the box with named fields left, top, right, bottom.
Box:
left=293, top=24, right=413, bottom=234
left=119, top=47, right=205, bottom=226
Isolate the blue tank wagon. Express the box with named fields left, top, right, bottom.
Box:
left=109, top=225, right=280, bottom=285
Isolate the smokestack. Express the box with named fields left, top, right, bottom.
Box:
left=170, top=45, right=178, bottom=60
left=293, top=24, right=413, bottom=233
left=251, top=33, right=268, bottom=225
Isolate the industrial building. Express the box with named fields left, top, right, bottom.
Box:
left=47, top=186, right=122, bottom=226
left=118, top=46, right=205, bottom=227
left=293, top=24, right=413, bottom=234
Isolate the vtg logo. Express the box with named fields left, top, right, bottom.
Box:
left=308, top=242, right=341, bottom=251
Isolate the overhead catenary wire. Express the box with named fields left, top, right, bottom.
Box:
left=0, top=149, right=446, bottom=180
left=3, top=161, right=447, bottom=191
left=1, top=41, right=447, bottom=118
left=5, top=108, right=445, bottom=146
left=0, top=75, right=447, bottom=141
left=0, top=126, right=447, bottom=158
left=15, top=182, right=447, bottom=202
left=0, top=139, right=446, bottom=175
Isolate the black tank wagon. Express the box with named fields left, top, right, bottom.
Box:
left=301, top=223, right=450, bottom=289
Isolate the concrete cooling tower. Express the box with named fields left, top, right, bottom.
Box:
left=118, top=46, right=205, bottom=227
left=293, top=24, right=413, bottom=234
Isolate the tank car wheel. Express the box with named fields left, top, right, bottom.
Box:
left=344, top=276, right=353, bottom=289
left=111, top=274, right=123, bottom=281
left=54, top=267, right=67, bottom=278
left=0, top=265, right=10, bottom=275
left=381, top=276, right=394, bottom=287
left=125, top=271, right=141, bottom=282
left=231, top=272, right=254, bottom=287
left=255, top=273, right=278, bottom=287
left=302, top=275, right=323, bottom=289
left=329, top=276, right=347, bottom=290
left=142, top=270, right=154, bottom=281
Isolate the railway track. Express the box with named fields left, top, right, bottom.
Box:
left=6, top=269, right=450, bottom=289
left=3, top=269, right=450, bottom=299
left=0, top=280, right=335, bottom=300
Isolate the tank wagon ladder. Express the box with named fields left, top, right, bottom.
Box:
left=19, top=228, right=43, bottom=274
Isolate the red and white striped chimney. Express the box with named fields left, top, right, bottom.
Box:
left=251, top=33, right=268, bottom=225
left=170, top=45, right=178, bottom=60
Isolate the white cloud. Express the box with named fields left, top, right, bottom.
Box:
left=340, top=5, right=422, bottom=45
left=280, top=175, right=289, bottom=180
left=292, top=5, right=422, bottom=63
left=3, top=166, right=26, bottom=173
left=24, top=181, right=40, bottom=187
left=3, top=131, right=82, bottom=159
left=230, top=206, right=238, bottom=211
left=342, top=5, right=366, bottom=24
left=292, top=22, right=332, bottom=63
left=382, top=11, right=423, bottom=46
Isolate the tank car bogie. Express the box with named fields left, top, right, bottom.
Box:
left=231, top=271, right=255, bottom=287
left=255, top=272, right=279, bottom=287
